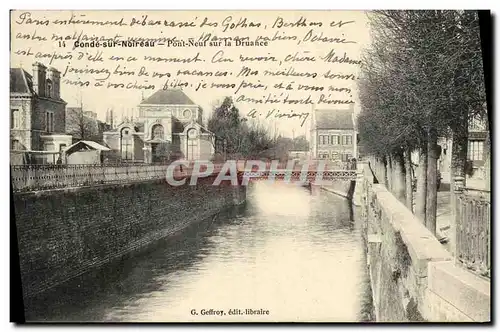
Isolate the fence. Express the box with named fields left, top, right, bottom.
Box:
left=10, top=162, right=241, bottom=192
left=10, top=164, right=172, bottom=192
left=455, top=187, right=491, bottom=278
left=11, top=160, right=358, bottom=192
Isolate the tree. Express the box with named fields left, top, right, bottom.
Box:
left=207, top=97, right=241, bottom=157
left=67, top=108, right=99, bottom=141
left=208, top=97, right=275, bottom=160
left=292, top=135, right=309, bottom=151
left=357, top=10, right=487, bottom=236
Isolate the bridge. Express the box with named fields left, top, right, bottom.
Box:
left=241, top=169, right=358, bottom=182
left=10, top=160, right=360, bottom=192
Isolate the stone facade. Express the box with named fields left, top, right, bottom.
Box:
left=13, top=175, right=246, bottom=301
left=10, top=63, right=72, bottom=158
left=361, top=160, right=490, bottom=322
left=103, top=89, right=214, bottom=163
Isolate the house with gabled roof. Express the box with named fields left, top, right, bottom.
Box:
left=103, top=89, right=215, bottom=163
left=10, top=63, right=73, bottom=157
left=309, top=103, right=357, bottom=162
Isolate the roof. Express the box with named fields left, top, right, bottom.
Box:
left=10, top=68, right=33, bottom=94
left=314, top=108, right=354, bottom=130
left=65, top=140, right=111, bottom=154
left=140, top=89, right=196, bottom=105
left=11, top=66, right=65, bottom=102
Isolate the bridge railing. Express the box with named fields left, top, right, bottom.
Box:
left=11, top=160, right=359, bottom=192
left=455, top=187, right=491, bottom=278
left=11, top=162, right=239, bottom=192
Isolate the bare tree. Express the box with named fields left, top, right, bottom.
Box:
left=67, top=108, right=98, bottom=141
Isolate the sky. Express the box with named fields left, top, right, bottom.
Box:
left=10, top=10, right=372, bottom=138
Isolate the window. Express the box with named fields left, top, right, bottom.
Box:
left=319, top=135, right=330, bottom=145
left=468, top=140, right=484, bottom=161
left=11, top=139, right=20, bottom=150
left=319, top=152, right=329, bottom=159
left=342, top=135, right=353, bottom=145
left=45, top=111, right=54, bottom=132
left=46, top=80, right=53, bottom=98
left=331, top=135, right=339, bottom=145
left=120, top=127, right=133, bottom=160
left=152, top=124, right=164, bottom=140
left=341, top=135, right=353, bottom=145
left=187, top=128, right=198, bottom=160
left=11, top=109, right=20, bottom=129
left=183, top=109, right=192, bottom=120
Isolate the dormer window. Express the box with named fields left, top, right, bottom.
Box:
left=46, top=80, right=53, bottom=98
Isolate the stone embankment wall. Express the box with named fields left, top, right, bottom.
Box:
left=360, top=162, right=490, bottom=322
left=13, top=175, right=246, bottom=300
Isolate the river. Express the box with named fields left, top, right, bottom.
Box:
left=24, top=181, right=373, bottom=322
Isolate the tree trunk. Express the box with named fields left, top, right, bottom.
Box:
left=415, top=146, right=428, bottom=223
left=426, top=128, right=440, bottom=235
left=404, top=147, right=413, bottom=211
left=386, top=155, right=393, bottom=192
left=382, top=155, right=388, bottom=186
left=394, top=152, right=406, bottom=202
left=449, top=116, right=469, bottom=256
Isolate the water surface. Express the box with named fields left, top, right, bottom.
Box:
left=25, top=182, right=373, bottom=322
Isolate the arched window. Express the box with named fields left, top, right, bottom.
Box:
left=11, top=109, right=20, bottom=129
left=120, top=127, right=133, bottom=160
left=186, top=128, right=198, bottom=160
left=152, top=124, right=164, bottom=140
left=183, top=109, right=192, bottom=120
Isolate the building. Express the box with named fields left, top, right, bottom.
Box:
left=63, top=140, right=111, bottom=165
left=103, top=89, right=215, bottom=163
left=309, top=104, right=357, bottom=162
left=10, top=62, right=72, bottom=163
left=437, top=114, right=490, bottom=183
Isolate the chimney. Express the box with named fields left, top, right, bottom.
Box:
left=32, top=62, right=47, bottom=97
left=47, top=67, right=61, bottom=99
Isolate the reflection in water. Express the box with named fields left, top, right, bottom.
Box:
left=25, top=182, right=373, bottom=322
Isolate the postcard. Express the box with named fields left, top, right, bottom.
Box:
left=10, top=9, right=491, bottom=323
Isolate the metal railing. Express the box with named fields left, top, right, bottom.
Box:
left=10, top=160, right=358, bottom=192
left=455, top=187, right=491, bottom=278
left=11, top=164, right=171, bottom=192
